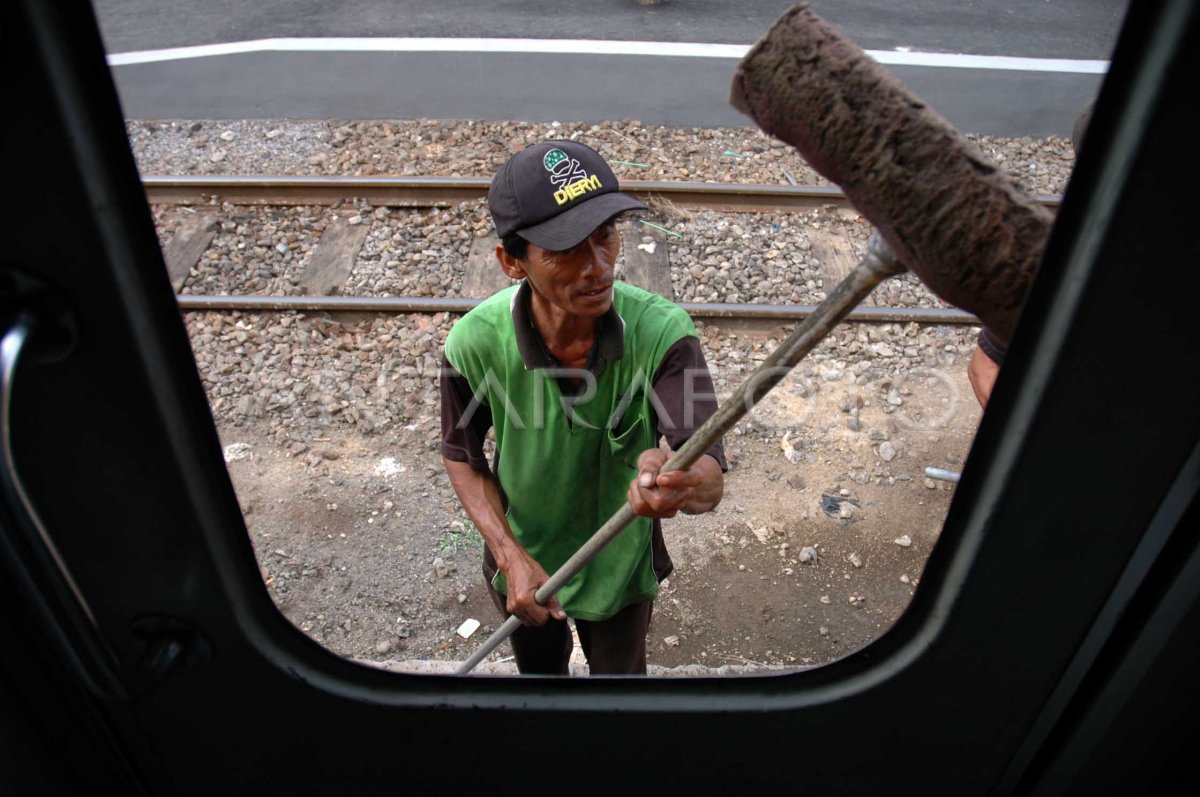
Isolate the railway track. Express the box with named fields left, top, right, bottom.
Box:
left=151, top=176, right=1062, bottom=325
left=174, top=294, right=976, bottom=325
left=144, top=174, right=1062, bottom=213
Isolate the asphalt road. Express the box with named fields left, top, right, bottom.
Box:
left=93, top=0, right=1129, bottom=136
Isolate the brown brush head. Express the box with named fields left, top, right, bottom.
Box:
left=730, top=3, right=1053, bottom=344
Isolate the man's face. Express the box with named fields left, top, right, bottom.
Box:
left=508, top=221, right=620, bottom=318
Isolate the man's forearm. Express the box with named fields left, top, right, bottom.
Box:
left=968, top=345, right=1001, bottom=409
left=442, top=457, right=567, bottom=625
left=442, top=458, right=525, bottom=571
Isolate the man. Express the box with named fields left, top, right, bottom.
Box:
left=440, top=141, right=726, bottom=675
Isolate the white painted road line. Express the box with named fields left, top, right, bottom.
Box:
left=107, top=37, right=1109, bottom=74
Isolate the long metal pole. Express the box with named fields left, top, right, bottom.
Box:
left=457, top=234, right=905, bottom=674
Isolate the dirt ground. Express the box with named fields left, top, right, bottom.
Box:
left=219, top=320, right=979, bottom=676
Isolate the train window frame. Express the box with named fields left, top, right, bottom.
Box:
left=174, top=0, right=1187, bottom=701
left=5, top=0, right=1199, bottom=790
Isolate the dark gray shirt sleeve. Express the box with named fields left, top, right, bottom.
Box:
left=439, top=353, right=493, bottom=473
left=650, top=336, right=728, bottom=472
left=978, top=327, right=1008, bottom=365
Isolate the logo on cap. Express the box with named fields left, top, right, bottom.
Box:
left=543, top=147, right=603, bottom=206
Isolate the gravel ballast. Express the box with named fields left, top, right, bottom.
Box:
left=128, top=118, right=1076, bottom=196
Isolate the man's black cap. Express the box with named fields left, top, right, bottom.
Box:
left=488, top=140, right=647, bottom=251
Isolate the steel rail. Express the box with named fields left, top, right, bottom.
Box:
left=174, top=293, right=977, bottom=325
left=143, top=175, right=1063, bottom=213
